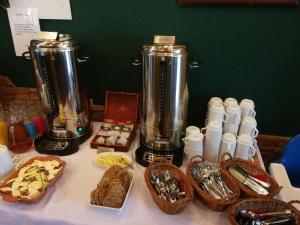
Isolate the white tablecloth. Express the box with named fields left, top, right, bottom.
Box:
left=0, top=123, right=264, bottom=225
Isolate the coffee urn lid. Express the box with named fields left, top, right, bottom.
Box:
left=29, top=33, right=78, bottom=51
left=142, top=35, right=187, bottom=55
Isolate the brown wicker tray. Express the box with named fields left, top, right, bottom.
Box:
left=220, top=153, right=281, bottom=199
left=144, top=160, right=194, bottom=215
left=228, top=198, right=300, bottom=225
left=186, top=155, right=240, bottom=212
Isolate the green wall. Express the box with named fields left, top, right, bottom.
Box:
left=1, top=0, right=300, bottom=136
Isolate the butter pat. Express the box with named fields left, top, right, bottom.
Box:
left=0, top=145, right=14, bottom=178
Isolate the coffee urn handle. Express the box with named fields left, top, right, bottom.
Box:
left=22, top=51, right=32, bottom=60
left=132, top=58, right=141, bottom=66
left=77, top=56, right=90, bottom=63
left=189, top=61, right=199, bottom=69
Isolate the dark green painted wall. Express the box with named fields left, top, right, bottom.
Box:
left=1, top=0, right=300, bottom=136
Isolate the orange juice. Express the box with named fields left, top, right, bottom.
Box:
left=0, top=120, right=8, bottom=145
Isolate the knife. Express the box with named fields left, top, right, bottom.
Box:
left=232, top=164, right=271, bottom=189
left=229, top=166, right=269, bottom=195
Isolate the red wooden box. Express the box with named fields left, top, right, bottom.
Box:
left=90, top=91, right=139, bottom=152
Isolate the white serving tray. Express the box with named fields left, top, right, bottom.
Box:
left=269, top=163, right=300, bottom=211
left=89, top=168, right=135, bottom=215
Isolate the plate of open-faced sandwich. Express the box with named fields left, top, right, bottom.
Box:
left=0, top=156, right=66, bottom=203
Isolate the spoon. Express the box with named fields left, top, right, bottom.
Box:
left=240, top=209, right=292, bottom=219
left=253, top=214, right=295, bottom=225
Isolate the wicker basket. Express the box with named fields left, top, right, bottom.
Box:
left=186, top=155, right=240, bottom=212
left=220, top=153, right=281, bottom=199
left=228, top=198, right=300, bottom=225
left=0, top=76, right=39, bottom=109
left=144, top=160, right=194, bottom=215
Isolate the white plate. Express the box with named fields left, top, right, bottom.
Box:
left=89, top=168, right=135, bottom=215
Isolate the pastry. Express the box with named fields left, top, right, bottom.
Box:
left=108, top=130, right=120, bottom=136
left=95, top=136, right=105, bottom=144
left=117, top=137, right=127, bottom=145
left=105, top=136, right=117, bottom=145
left=123, top=124, right=134, bottom=130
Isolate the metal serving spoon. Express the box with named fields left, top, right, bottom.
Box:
left=240, top=209, right=292, bottom=219
left=252, top=214, right=295, bottom=225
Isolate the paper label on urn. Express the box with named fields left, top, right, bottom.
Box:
left=7, top=7, right=40, bottom=56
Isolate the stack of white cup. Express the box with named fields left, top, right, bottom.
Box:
left=235, top=134, right=256, bottom=161
left=223, top=103, right=241, bottom=135
left=219, top=133, right=237, bottom=160
left=206, top=98, right=228, bottom=126
left=202, top=121, right=223, bottom=161
left=203, top=97, right=259, bottom=161
left=240, top=99, right=256, bottom=119
left=184, top=126, right=204, bottom=161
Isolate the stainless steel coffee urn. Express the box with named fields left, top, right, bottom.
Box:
left=135, top=35, right=192, bottom=166
left=24, top=33, right=92, bottom=155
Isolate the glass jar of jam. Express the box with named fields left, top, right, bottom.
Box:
left=7, top=115, right=32, bottom=153
left=0, top=105, right=8, bottom=146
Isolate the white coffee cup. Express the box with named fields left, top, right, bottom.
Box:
left=207, top=97, right=223, bottom=109
left=238, top=116, right=259, bottom=138
left=201, top=121, right=222, bottom=161
left=240, top=99, right=256, bottom=119
left=186, top=126, right=201, bottom=137
left=184, top=133, right=204, bottom=160
left=224, top=97, right=238, bottom=109
left=235, top=134, right=256, bottom=161
left=219, top=133, right=237, bottom=160
left=223, top=104, right=241, bottom=135
left=0, top=145, right=14, bottom=178
left=206, top=104, right=229, bottom=126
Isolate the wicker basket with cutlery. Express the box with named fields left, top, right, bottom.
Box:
left=228, top=198, right=300, bottom=225
left=186, top=155, right=240, bottom=212
left=220, top=153, right=281, bottom=199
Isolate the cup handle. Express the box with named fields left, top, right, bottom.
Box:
left=251, top=109, right=256, bottom=118
left=226, top=142, right=231, bottom=152
left=249, top=145, right=256, bottom=157
left=254, top=128, right=259, bottom=137
left=220, top=152, right=233, bottom=162
left=200, top=127, right=206, bottom=135
left=205, top=119, right=208, bottom=126
left=223, top=112, right=229, bottom=123
left=236, top=114, right=241, bottom=123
